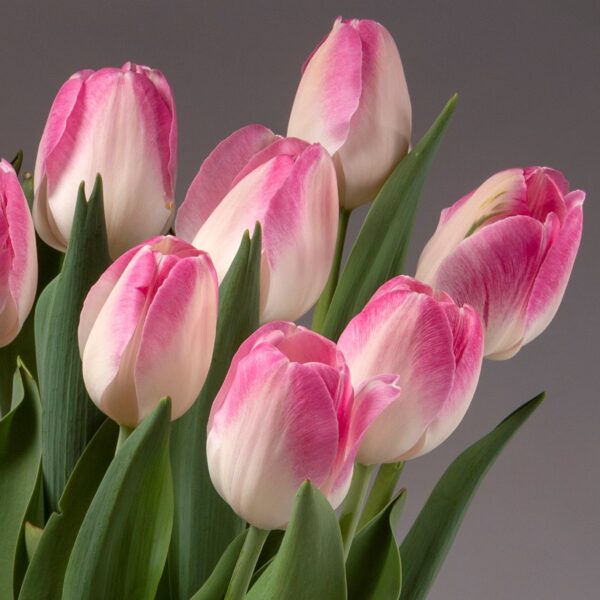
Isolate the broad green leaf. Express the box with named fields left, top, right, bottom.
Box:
left=347, top=490, right=406, bottom=600
left=0, top=364, right=42, bottom=599
left=168, top=226, right=262, bottom=599
left=190, top=529, right=249, bottom=600
left=247, top=482, right=347, bottom=600
left=18, top=418, right=118, bottom=600
left=400, top=393, right=545, bottom=600
left=62, top=400, right=173, bottom=599
left=35, top=177, right=110, bottom=510
left=320, top=96, right=457, bottom=340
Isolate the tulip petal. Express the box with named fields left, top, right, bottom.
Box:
left=287, top=18, right=363, bottom=154
left=176, top=124, right=277, bottom=241
left=81, top=247, right=157, bottom=425
left=333, top=20, right=411, bottom=207
left=134, top=254, right=218, bottom=422
left=434, top=215, right=546, bottom=359
left=524, top=192, right=584, bottom=345
left=408, top=304, right=483, bottom=458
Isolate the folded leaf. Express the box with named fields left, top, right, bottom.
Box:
left=0, top=364, right=42, bottom=599
left=247, top=482, right=347, bottom=600
left=19, top=418, right=118, bottom=600
left=62, top=400, right=172, bottom=599
left=319, top=96, right=457, bottom=340
left=35, top=177, right=110, bottom=510
left=400, top=393, right=544, bottom=600
left=168, top=226, right=261, bottom=599
left=347, top=490, right=406, bottom=600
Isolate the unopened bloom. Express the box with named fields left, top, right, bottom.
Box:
left=338, top=276, right=483, bottom=464
left=175, top=124, right=338, bottom=322
left=287, top=17, right=411, bottom=210
left=416, top=167, right=584, bottom=359
left=34, top=62, right=177, bottom=258
left=206, top=321, right=396, bottom=529
left=79, top=236, right=217, bottom=427
left=0, top=160, right=37, bottom=347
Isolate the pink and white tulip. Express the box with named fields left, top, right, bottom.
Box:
left=338, top=276, right=483, bottom=464
left=206, top=321, right=396, bottom=529
left=287, top=17, right=411, bottom=210
left=34, top=62, right=177, bottom=258
left=416, top=167, right=584, bottom=359
left=175, top=124, right=338, bottom=322
left=79, top=236, right=218, bottom=427
left=0, top=160, right=37, bottom=347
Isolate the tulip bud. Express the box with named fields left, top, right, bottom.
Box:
left=287, top=17, right=411, bottom=210
left=0, top=160, right=38, bottom=347
left=416, top=167, right=584, bottom=359
left=206, top=321, right=396, bottom=529
left=338, top=276, right=483, bottom=464
left=78, top=236, right=217, bottom=427
left=175, top=124, right=338, bottom=322
left=34, top=62, right=177, bottom=258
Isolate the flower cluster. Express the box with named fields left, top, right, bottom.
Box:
left=0, top=15, right=584, bottom=600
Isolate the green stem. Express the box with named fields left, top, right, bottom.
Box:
left=358, top=462, right=405, bottom=530
left=225, top=526, right=269, bottom=600
left=339, top=463, right=375, bottom=558
left=312, top=208, right=351, bottom=332
left=116, top=425, right=134, bottom=453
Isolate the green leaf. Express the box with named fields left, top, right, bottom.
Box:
left=190, top=529, right=249, bottom=600
left=320, top=96, right=457, bottom=340
left=168, top=225, right=262, bottom=598
left=247, top=482, right=347, bottom=600
left=62, top=400, right=173, bottom=600
left=400, top=393, right=545, bottom=600
left=0, top=364, right=42, bottom=599
left=347, top=490, right=406, bottom=600
left=35, top=177, right=110, bottom=510
left=18, top=418, right=118, bottom=600
left=23, top=523, right=43, bottom=562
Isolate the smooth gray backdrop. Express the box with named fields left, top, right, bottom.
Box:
left=2, top=1, right=598, bottom=598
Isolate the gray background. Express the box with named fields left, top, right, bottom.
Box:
left=1, top=1, right=598, bottom=597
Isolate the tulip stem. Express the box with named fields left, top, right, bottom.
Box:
left=339, top=463, right=375, bottom=558
left=312, top=208, right=351, bottom=332
left=225, top=526, right=269, bottom=600
left=357, top=461, right=405, bottom=529
left=116, top=425, right=134, bottom=453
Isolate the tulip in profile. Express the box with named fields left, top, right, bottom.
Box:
left=79, top=236, right=218, bottom=427
left=0, top=160, right=38, bottom=347
left=175, top=124, right=338, bottom=322
left=34, top=62, right=177, bottom=258
left=287, top=17, right=411, bottom=210
left=206, top=321, right=397, bottom=530
left=338, top=276, right=483, bottom=464
left=416, top=167, right=584, bottom=359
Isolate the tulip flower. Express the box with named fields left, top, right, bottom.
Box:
left=34, top=62, right=177, bottom=258
left=175, top=124, right=338, bottom=322
left=416, top=167, right=584, bottom=359
left=338, top=276, right=483, bottom=464
left=0, top=160, right=38, bottom=347
left=206, top=321, right=397, bottom=530
left=287, top=17, right=411, bottom=210
left=78, top=236, right=217, bottom=427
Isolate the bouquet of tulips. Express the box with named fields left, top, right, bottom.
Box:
left=0, top=16, right=584, bottom=600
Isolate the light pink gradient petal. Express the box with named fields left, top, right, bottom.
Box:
left=433, top=215, right=546, bottom=359
left=134, top=254, right=218, bottom=422
left=524, top=192, right=584, bottom=345
left=287, top=18, right=363, bottom=154
left=176, top=124, right=277, bottom=242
